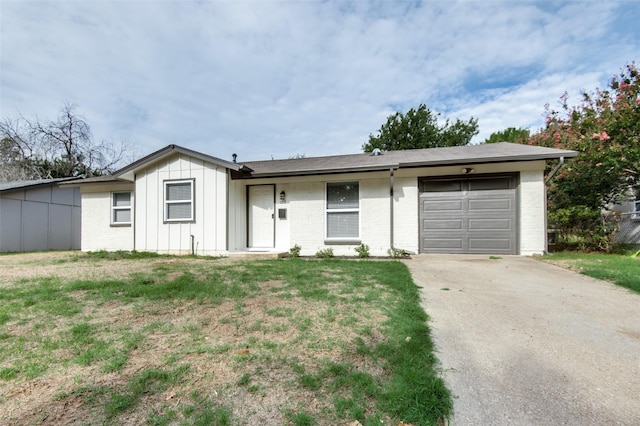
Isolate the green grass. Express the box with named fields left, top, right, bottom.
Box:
left=105, top=365, right=189, bottom=418
left=0, top=254, right=450, bottom=425
left=542, top=252, right=640, bottom=293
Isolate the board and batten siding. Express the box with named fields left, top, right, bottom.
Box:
left=0, top=184, right=81, bottom=252
left=80, top=183, right=134, bottom=251
left=135, top=153, right=229, bottom=255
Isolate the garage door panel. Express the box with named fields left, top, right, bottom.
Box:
left=468, top=198, right=512, bottom=211
left=469, top=218, right=513, bottom=231
left=468, top=178, right=512, bottom=191
left=423, top=219, right=464, bottom=230
left=422, top=238, right=463, bottom=249
left=469, top=238, right=512, bottom=250
left=422, top=199, right=463, bottom=212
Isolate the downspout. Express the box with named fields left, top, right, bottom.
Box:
left=545, top=156, right=565, bottom=184
left=544, top=157, right=565, bottom=253
left=133, top=175, right=136, bottom=251
left=389, top=167, right=396, bottom=251
left=226, top=169, right=230, bottom=253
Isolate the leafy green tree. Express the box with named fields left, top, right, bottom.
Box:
left=363, top=104, right=478, bottom=152
left=529, top=62, right=640, bottom=250
left=483, top=127, right=530, bottom=144
left=0, top=104, right=127, bottom=181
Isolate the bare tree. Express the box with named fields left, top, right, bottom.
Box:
left=0, top=104, right=128, bottom=181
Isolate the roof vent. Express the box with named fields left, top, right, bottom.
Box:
left=371, top=148, right=382, bottom=156
left=232, top=153, right=237, bottom=163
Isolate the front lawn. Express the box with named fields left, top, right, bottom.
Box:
left=541, top=252, right=640, bottom=294
left=0, top=252, right=450, bottom=425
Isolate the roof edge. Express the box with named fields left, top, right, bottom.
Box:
left=236, top=164, right=401, bottom=179
left=114, top=144, right=243, bottom=178
left=0, top=177, right=83, bottom=192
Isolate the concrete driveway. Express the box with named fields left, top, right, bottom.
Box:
left=406, top=255, right=640, bottom=425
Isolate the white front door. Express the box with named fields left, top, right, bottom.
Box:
left=248, top=185, right=275, bottom=248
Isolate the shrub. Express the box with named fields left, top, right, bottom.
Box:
left=315, top=248, right=334, bottom=258
left=354, top=243, right=370, bottom=258
left=388, top=248, right=407, bottom=259
left=290, top=244, right=301, bottom=258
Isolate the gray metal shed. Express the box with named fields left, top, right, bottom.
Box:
left=0, top=178, right=81, bottom=252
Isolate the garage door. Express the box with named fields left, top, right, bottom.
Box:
left=419, top=175, right=517, bottom=254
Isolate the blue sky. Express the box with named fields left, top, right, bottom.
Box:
left=1, top=1, right=639, bottom=163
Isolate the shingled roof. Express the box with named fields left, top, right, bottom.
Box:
left=60, top=142, right=578, bottom=185
left=239, top=142, right=577, bottom=178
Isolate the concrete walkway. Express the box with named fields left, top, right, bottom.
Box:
left=405, top=255, right=640, bottom=425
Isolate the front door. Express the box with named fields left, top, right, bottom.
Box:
left=248, top=185, right=275, bottom=248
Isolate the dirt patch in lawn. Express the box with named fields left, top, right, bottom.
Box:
left=0, top=251, right=240, bottom=286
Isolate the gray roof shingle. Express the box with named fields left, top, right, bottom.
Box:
left=240, top=142, right=578, bottom=178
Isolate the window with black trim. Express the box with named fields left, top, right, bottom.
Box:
left=326, top=182, right=359, bottom=239
left=111, top=192, right=131, bottom=225
left=165, top=180, right=194, bottom=222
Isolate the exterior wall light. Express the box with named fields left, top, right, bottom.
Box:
left=280, top=190, right=286, bottom=203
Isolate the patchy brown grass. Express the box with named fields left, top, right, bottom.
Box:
left=0, top=252, right=423, bottom=425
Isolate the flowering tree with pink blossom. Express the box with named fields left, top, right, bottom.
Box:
left=529, top=62, right=640, bottom=250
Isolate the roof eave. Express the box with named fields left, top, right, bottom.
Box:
left=58, top=176, right=130, bottom=187
left=398, top=152, right=579, bottom=168
left=237, top=163, right=400, bottom=179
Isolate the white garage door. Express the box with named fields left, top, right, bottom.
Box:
left=419, top=175, right=517, bottom=254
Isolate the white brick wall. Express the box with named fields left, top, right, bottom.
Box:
left=235, top=163, right=548, bottom=256
left=80, top=185, right=134, bottom=252
left=253, top=174, right=396, bottom=257
left=392, top=176, right=419, bottom=254
left=519, top=170, right=546, bottom=255
left=289, top=181, right=326, bottom=256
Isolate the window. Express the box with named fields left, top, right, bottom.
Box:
left=326, top=182, right=359, bottom=239
left=633, top=199, right=640, bottom=220
left=111, top=192, right=132, bottom=225
left=165, top=180, right=194, bottom=222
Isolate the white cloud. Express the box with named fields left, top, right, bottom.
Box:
left=1, top=0, right=638, bottom=163
left=455, top=71, right=605, bottom=143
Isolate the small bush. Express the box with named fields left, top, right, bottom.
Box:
left=387, top=248, right=407, bottom=259
left=290, top=244, right=301, bottom=258
left=354, top=243, right=370, bottom=258
left=315, top=248, right=334, bottom=258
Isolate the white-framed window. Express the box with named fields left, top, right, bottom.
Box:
left=326, top=181, right=359, bottom=239
left=633, top=199, right=640, bottom=220
left=164, top=179, right=194, bottom=222
left=111, top=192, right=132, bottom=225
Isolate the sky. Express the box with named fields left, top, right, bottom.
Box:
left=1, top=0, right=639, bottom=164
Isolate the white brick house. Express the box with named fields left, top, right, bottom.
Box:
left=63, top=143, right=577, bottom=256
